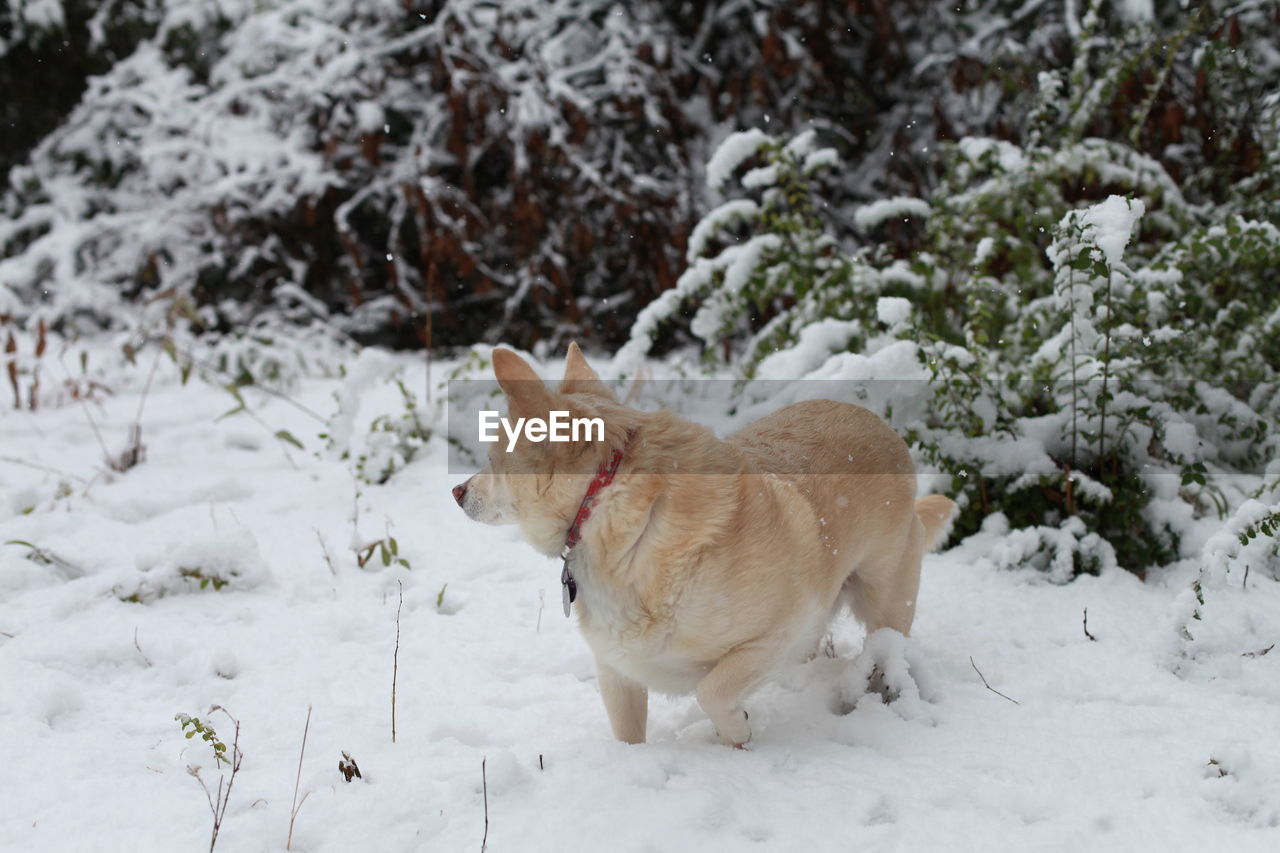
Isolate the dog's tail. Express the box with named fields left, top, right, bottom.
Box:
left=914, top=494, right=958, bottom=551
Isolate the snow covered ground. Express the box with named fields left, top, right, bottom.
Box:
left=2, top=345, right=1277, bottom=852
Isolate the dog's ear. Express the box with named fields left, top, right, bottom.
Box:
left=493, top=348, right=551, bottom=415
left=560, top=341, right=615, bottom=400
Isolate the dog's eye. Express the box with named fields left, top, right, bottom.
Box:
left=487, top=445, right=506, bottom=470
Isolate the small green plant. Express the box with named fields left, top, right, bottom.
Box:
left=179, top=567, right=231, bottom=591
left=4, top=539, right=79, bottom=574
left=1176, top=500, right=1280, bottom=650
left=356, top=536, right=410, bottom=570
left=1237, top=508, right=1280, bottom=549
left=116, top=532, right=264, bottom=603
left=176, top=712, right=230, bottom=766
left=176, top=706, right=243, bottom=853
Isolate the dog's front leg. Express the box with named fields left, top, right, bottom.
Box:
left=696, top=645, right=774, bottom=748
left=597, top=660, right=648, bottom=744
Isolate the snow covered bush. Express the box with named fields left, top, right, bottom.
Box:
left=622, top=2, right=1280, bottom=577
left=1, top=1, right=702, bottom=350
left=118, top=528, right=271, bottom=603
left=1170, top=497, right=1280, bottom=672
left=16, top=0, right=1243, bottom=355
left=354, top=376, right=431, bottom=486
left=616, top=128, right=874, bottom=375
left=0, top=0, right=158, bottom=180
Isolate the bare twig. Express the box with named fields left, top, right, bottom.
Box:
left=1083, top=608, right=1097, bottom=641
left=392, top=581, right=403, bottom=743
left=1242, top=643, right=1274, bottom=658
left=286, top=705, right=313, bottom=851
left=110, top=344, right=165, bottom=471
left=0, top=454, right=87, bottom=483
left=538, top=754, right=544, bottom=771
left=233, top=402, right=302, bottom=470
left=66, top=370, right=114, bottom=465
left=134, top=627, right=152, bottom=667
left=969, top=656, right=1020, bottom=706
left=481, top=757, right=489, bottom=853
left=424, top=304, right=433, bottom=408
left=133, top=342, right=163, bottom=424
left=314, top=529, right=337, bottom=575
left=350, top=476, right=361, bottom=544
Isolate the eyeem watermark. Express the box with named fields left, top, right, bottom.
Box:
left=479, top=410, right=605, bottom=452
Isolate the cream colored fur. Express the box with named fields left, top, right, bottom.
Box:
left=455, top=343, right=956, bottom=747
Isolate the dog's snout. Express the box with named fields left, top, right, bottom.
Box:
left=452, top=482, right=468, bottom=507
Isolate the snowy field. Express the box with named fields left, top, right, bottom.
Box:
left=2, top=346, right=1278, bottom=852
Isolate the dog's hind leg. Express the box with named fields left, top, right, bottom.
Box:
left=696, top=643, right=780, bottom=748
left=597, top=660, right=648, bottom=744
left=842, top=518, right=925, bottom=637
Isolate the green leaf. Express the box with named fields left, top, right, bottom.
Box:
left=275, top=430, right=305, bottom=450
left=217, top=385, right=247, bottom=421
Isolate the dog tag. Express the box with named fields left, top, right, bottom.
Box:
left=561, top=559, right=577, bottom=617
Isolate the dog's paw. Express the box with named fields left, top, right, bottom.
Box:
left=713, top=708, right=751, bottom=748
left=865, top=664, right=900, bottom=704
left=840, top=629, right=936, bottom=722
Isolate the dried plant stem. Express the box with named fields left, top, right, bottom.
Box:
left=133, top=627, right=152, bottom=667
left=481, top=756, right=489, bottom=853
left=314, top=529, right=337, bottom=575
left=1083, top=608, right=1097, bottom=641
left=286, top=705, right=313, bottom=851
left=66, top=370, right=113, bottom=464
left=392, top=581, right=403, bottom=743
left=969, top=656, right=1020, bottom=706
left=133, top=343, right=163, bottom=425
left=0, top=454, right=87, bottom=483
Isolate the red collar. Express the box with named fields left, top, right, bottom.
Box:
left=561, top=433, right=633, bottom=616
left=563, top=439, right=629, bottom=554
